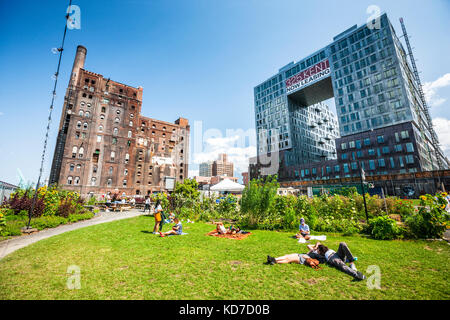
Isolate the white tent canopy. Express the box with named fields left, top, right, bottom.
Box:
left=210, top=179, right=245, bottom=192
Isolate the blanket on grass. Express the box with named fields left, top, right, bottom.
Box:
left=207, top=230, right=251, bottom=240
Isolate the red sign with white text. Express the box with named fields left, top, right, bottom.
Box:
left=285, top=59, right=330, bottom=94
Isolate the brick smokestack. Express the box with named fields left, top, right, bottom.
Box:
left=70, top=45, right=87, bottom=84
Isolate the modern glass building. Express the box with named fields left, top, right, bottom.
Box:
left=252, top=13, right=448, bottom=182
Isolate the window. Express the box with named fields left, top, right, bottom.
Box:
left=406, top=155, right=414, bottom=164
left=129, top=121, right=133, bottom=127
left=112, top=137, right=117, bottom=145
left=76, top=121, right=82, bottom=129
left=72, top=146, right=78, bottom=158
left=369, top=160, right=376, bottom=170
left=76, top=164, right=81, bottom=171
left=364, top=138, right=371, bottom=146
left=123, top=180, right=127, bottom=187
left=115, top=117, right=120, bottom=123
left=395, top=144, right=402, bottom=152
left=107, top=179, right=112, bottom=187
left=83, top=123, right=88, bottom=130
left=382, top=146, right=390, bottom=154
left=341, top=142, right=347, bottom=150
left=79, top=110, right=84, bottom=117
left=111, top=151, right=115, bottom=161
left=377, top=135, right=384, bottom=143
left=74, top=177, right=80, bottom=185
left=91, top=177, right=96, bottom=186
left=125, top=153, right=130, bottom=164
left=67, top=176, right=73, bottom=185
left=368, top=149, right=375, bottom=156
left=406, top=143, right=414, bottom=153
left=128, top=131, right=132, bottom=138
left=69, top=164, right=74, bottom=171
left=98, top=125, right=103, bottom=132
left=97, top=135, right=102, bottom=142
left=378, top=159, right=386, bottom=167
left=124, top=169, right=128, bottom=176
left=349, top=141, right=355, bottom=149
left=113, top=128, right=118, bottom=136
left=109, top=167, right=113, bottom=174
left=85, top=111, right=90, bottom=118
left=100, top=114, right=105, bottom=120
left=401, top=130, right=409, bottom=139
left=78, top=147, right=84, bottom=158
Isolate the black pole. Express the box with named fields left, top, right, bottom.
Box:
left=359, top=167, right=369, bottom=222
left=26, top=1, right=73, bottom=229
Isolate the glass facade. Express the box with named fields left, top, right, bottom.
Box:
left=253, top=13, right=448, bottom=181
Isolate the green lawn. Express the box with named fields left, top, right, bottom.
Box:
left=0, top=215, right=449, bottom=300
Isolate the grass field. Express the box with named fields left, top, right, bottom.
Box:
left=0, top=215, right=449, bottom=300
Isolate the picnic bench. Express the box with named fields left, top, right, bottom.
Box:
left=97, top=202, right=133, bottom=212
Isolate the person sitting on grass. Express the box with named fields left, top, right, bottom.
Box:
left=308, top=242, right=366, bottom=281
left=160, top=218, right=182, bottom=237
left=295, top=218, right=311, bottom=240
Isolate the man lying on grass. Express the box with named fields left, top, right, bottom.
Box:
left=308, top=242, right=366, bottom=281
left=266, top=242, right=366, bottom=281
left=159, top=218, right=182, bottom=237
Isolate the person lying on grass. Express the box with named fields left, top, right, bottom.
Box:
left=307, top=242, right=366, bottom=281
left=159, top=218, right=182, bottom=237
left=213, top=221, right=240, bottom=235
left=266, top=253, right=310, bottom=265
left=295, top=217, right=311, bottom=240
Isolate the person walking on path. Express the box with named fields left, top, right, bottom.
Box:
left=143, top=196, right=151, bottom=213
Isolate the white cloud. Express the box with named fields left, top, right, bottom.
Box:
left=423, top=73, right=450, bottom=107
left=433, top=117, right=450, bottom=158
left=192, top=135, right=256, bottom=177
left=188, top=169, right=199, bottom=178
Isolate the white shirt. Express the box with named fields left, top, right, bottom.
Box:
left=325, top=249, right=336, bottom=261
left=156, top=204, right=162, bottom=212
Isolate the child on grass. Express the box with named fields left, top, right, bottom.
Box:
left=160, top=218, right=182, bottom=237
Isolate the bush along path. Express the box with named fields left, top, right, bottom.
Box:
left=0, top=210, right=145, bottom=260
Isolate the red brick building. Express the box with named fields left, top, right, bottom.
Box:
left=49, top=45, right=189, bottom=197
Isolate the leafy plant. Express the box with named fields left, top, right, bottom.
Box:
left=405, top=193, right=450, bottom=239
left=369, top=216, right=402, bottom=240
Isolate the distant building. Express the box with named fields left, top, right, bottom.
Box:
left=242, top=172, right=249, bottom=185
left=212, top=153, right=234, bottom=177
left=199, top=161, right=213, bottom=177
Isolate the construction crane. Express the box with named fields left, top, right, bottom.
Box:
left=399, top=17, right=444, bottom=170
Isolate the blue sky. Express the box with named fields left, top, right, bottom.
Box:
left=1, top=0, right=450, bottom=185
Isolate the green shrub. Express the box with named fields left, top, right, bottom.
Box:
left=30, top=216, right=68, bottom=230
left=405, top=193, right=449, bottom=239
left=67, top=212, right=94, bottom=223
left=369, top=216, right=402, bottom=240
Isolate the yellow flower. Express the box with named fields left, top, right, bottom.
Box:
left=442, top=192, right=448, bottom=197
left=420, top=195, right=427, bottom=201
